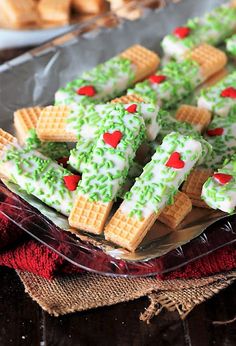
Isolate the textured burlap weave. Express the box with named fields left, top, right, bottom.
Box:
left=17, top=270, right=236, bottom=322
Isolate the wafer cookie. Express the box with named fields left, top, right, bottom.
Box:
left=0, top=129, right=16, bottom=154
left=128, top=45, right=227, bottom=109
left=37, top=105, right=77, bottom=142
left=0, top=0, right=38, bottom=29
left=55, top=45, right=160, bottom=106
left=202, top=156, right=236, bottom=213
left=161, top=4, right=236, bottom=60
left=105, top=132, right=203, bottom=251
left=69, top=104, right=145, bottom=234
left=158, top=191, right=192, bottom=229
left=175, top=105, right=211, bottom=133
left=182, top=168, right=213, bottom=208
left=0, top=128, right=78, bottom=216
left=198, top=71, right=236, bottom=117
left=189, top=44, right=227, bottom=80
left=14, top=107, right=42, bottom=144
left=38, top=0, right=70, bottom=25
left=119, top=45, right=159, bottom=83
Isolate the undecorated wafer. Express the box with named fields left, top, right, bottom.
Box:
left=158, top=191, right=192, bottom=229
left=36, top=105, right=77, bottom=142
left=14, top=107, right=43, bottom=144
left=182, top=168, right=213, bottom=208
left=175, top=105, right=212, bottom=133
left=189, top=44, right=227, bottom=80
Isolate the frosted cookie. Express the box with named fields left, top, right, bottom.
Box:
left=161, top=4, right=236, bottom=60
left=14, top=107, right=69, bottom=160
left=37, top=101, right=162, bottom=143
left=55, top=45, right=159, bottom=106
left=226, top=34, right=236, bottom=57
left=128, top=44, right=227, bottom=109
left=197, top=71, right=236, bottom=117
left=69, top=105, right=145, bottom=234
left=203, top=113, right=236, bottom=169
left=157, top=113, right=212, bottom=166
left=0, top=129, right=79, bottom=216
left=202, top=156, right=236, bottom=213
left=104, top=132, right=203, bottom=251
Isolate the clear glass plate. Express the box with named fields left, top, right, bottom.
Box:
left=1, top=183, right=235, bottom=277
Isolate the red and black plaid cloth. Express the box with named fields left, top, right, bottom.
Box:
left=0, top=195, right=236, bottom=280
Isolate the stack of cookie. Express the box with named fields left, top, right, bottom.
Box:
left=0, top=0, right=108, bottom=29
left=0, top=1, right=236, bottom=253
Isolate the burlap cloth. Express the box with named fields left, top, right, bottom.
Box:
left=17, top=270, right=236, bottom=322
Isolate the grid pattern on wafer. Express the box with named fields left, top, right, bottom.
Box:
left=69, top=195, right=113, bottom=234
left=119, top=45, right=160, bottom=83
left=182, top=168, right=213, bottom=208
left=105, top=210, right=158, bottom=251
left=175, top=105, right=211, bottom=133
left=189, top=44, right=227, bottom=80
left=37, top=105, right=77, bottom=142
left=14, top=107, right=42, bottom=142
left=158, top=192, right=192, bottom=229
left=0, top=129, right=16, bottom=152
left=111, top=94, right=144, bottom=104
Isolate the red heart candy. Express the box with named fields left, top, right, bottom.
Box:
left=57, top=157, right=69, bottom=168
left=103, top=131, right=123, bottom=148
left=126, top=104, right=137, bottom=113
left=63, top=175, right=81, bottom=191
left=221, top=87, right=236, bottom=99
left=77, top=85, right=96, bottom=97
left=173, top=26, right=190, bottom=39
left=206, top=128, right=224, bottom=137
left=213, top=173, right=233, bottom=185
left=165, top=152, right=185, bottom=169
left=149, top=75, right=166, bottom=84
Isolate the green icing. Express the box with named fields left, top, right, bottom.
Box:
left=202, top=155, right=236, bottom=213
left=203, top=112, right=236, bottom=170
left=122, top=132, right=202, bottom=219
left=25, top=129, right=70, bottom=160
left=161, top=4, right=236, bottom=57
left=198, top=71, right=236, bottom=116
left=55, top=56, right=135, bottom=106
left=226, top=34, right=236, bottom=57
left=128, top=59, right=201, bottom=109
left=0, top=145, right=74, bottom=215
left=77, top=104, right=146, bottom=203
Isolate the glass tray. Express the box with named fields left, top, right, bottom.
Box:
left=1, top=183, right=235, bottom=277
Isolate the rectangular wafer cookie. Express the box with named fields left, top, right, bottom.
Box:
left=181, top=168, right=213, bottom=208
left=36, top=105, right=77, bottom=142
left=158, top=191, right=192, bottom=229
left=14, top=107, right=43, bottom=144
left=189, top=44, right=227, bottom=81
left=175, top=105, right=211, bottom=133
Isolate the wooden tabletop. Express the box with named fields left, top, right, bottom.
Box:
left=1, top=50, right=236, bottom=346
left=0, top=267, right=236, bottom=346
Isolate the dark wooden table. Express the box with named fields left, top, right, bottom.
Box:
left=0, top=267, right=236, bottom=346
left=1, top=50, right=236, bottom=346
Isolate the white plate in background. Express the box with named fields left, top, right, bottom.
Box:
left=0, top=25, right=75, bottom=50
